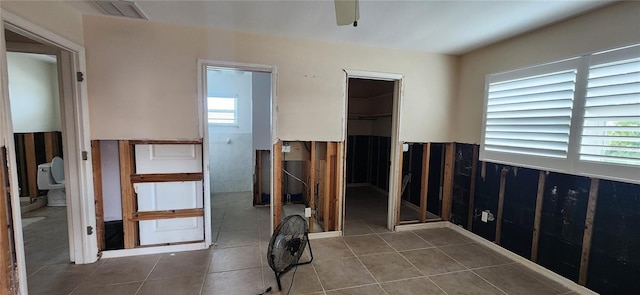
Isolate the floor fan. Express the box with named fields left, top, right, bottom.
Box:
left=267, top=215, right=314, bottom=291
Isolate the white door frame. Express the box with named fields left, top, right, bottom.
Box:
left=342, top=70, right=405, bottom=231
left=0, top=10, right=97, bottom=294
left=197, top=59, right=278, bottom=241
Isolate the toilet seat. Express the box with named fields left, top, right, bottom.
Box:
left=51, top=156, right=64, bottom=184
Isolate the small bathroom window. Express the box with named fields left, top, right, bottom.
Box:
left=207, top=96, right=237, bottom=125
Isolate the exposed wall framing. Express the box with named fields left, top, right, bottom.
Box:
left=0, top=147, right=15, bottom=294
left=118, top=140, right=204, bottom=249
left=90, top=141, right=104, bottom=251
left=13, top=131, right=62, bottom=199
left=441, top=143, right=455, bottom=221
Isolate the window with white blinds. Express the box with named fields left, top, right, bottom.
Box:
left=580, top=55, right=640, bottom=166
left=481, top=44, right=640, bottom=184
left=485, top=70, right=576, bottom=159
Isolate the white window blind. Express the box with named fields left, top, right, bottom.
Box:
left=207, top=97, right=237, bottom=125
left=580, top=55, right=640, bottom=166
left=485, top=70, right=577, bottom=159
left=481, top=44, right=640, bottom=184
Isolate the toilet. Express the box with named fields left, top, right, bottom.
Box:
left=37, top=156, right=66, bottom=206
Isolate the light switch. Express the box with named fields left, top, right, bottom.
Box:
left=304, top=207, right=312, bottom=217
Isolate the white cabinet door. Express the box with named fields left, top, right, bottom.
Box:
left=134, top=144, right=204, bottom=245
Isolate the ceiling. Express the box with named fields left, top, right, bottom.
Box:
left=66, top=0, right=614, bottom=55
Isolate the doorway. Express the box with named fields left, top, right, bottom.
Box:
left=343, top=74, right=403, bottom=235
left=199, top=61, right=275, bottom=244
left=0, top=14, right=97, bottom=294
left=5, top=36, right=70, bottom=276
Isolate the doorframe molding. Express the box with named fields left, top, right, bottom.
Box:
left=0, top=10, right=97, bottom=295
left=342, top=70, right=405, bottom=232
left=197, top=59, right=278, bottom=242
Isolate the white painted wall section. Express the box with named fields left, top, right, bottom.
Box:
left=6, top=52, right=61, bottom=133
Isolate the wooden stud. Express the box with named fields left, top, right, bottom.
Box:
left=318, top=159, right=326, bottom=226
left=419, top=143, right=431, bottom=223
left=0, top=147, right=14, bottom=294
left=441, top=143, right=455, bottom=221
left=24, top=133, right=38, bottom=199
left=579, top=178, right=600, bottom=286
left=130, top=173, right=203, bottom=183
left=324, top=143, right=334, bottom=231
left=467, top=145, right=479, bottom=230
left=91, top=141, right=105, bottom=251
left=495, top=167, right=508, bottom=244
left=396, top=143, right=404, bottom=225
left=309, top=142, right=316, bottom=232
left=254, top=150, right=262, bottom=205
left=531, top=171, right=546, bottom=262
left=119, top=140, right=137, bottom=249
left=132, top=208, right=204, bottom=221
left=44, top=132, right=56, bottom=162
left=273, top=142, right=283, bottom=229
left=334, top=142, right=342, bottom=231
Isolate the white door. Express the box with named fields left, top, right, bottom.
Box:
left=134, top=144, right=204, bottom=245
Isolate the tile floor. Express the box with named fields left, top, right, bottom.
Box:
left=25, top=192, right=579, bottom=295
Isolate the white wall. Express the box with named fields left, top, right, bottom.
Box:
left=6, top=52, right=61, bottom=133
left=252, top=72, right=271, bottom=151
left=0, top=1, right=85, bottom=46
left=208, top=70, right=253, bottom=193
left=83, top=15, right=457, bottom=142
left=454, top=1, right=640, bottom=144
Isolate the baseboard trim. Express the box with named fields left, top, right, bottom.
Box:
left=101, top=242, right=208, bottom=259
left=447, top=223, right=597, bottom=295
left=395, top=221, right=448, bottom=231
left=309, top=231, right=342, bottom=240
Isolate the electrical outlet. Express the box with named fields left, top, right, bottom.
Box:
left=481, top=210, right=495, bottom=223
left=304, top=207, right=312, bottom=217
left=282, top=145, right=291, bottom=153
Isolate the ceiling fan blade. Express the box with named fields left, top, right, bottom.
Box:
left=334, top=0, right=359, bottom=26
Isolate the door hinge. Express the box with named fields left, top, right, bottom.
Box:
left=77, top=71, right=85, bottom=82
left=86, top=226, right=93, bottom=235
left=82, top=151, right=88, bottom=161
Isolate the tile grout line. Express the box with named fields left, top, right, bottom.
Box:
left=133, top=254, right=162, bottom=295
left=410, top=229, right=510, bottom=295
left=430, top=240, right=510, bottom=295
left=310, top=262, right=327, bottom=295
left=377, top=231, right=451, bottom=295
left=66, top=258, right=111, bottom=294
left=342, top=234, right=389, bottom=295
left=199, top=241, right=215, bottom=295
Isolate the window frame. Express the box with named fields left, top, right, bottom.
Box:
left=206, top=96, right=238, bottom=126
left=480, top=44, right=640, bottom=185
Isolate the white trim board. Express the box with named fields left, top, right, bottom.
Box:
left=309, top=231, right=343, bottom=240
left=101, top=242, right=208, bottom=259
